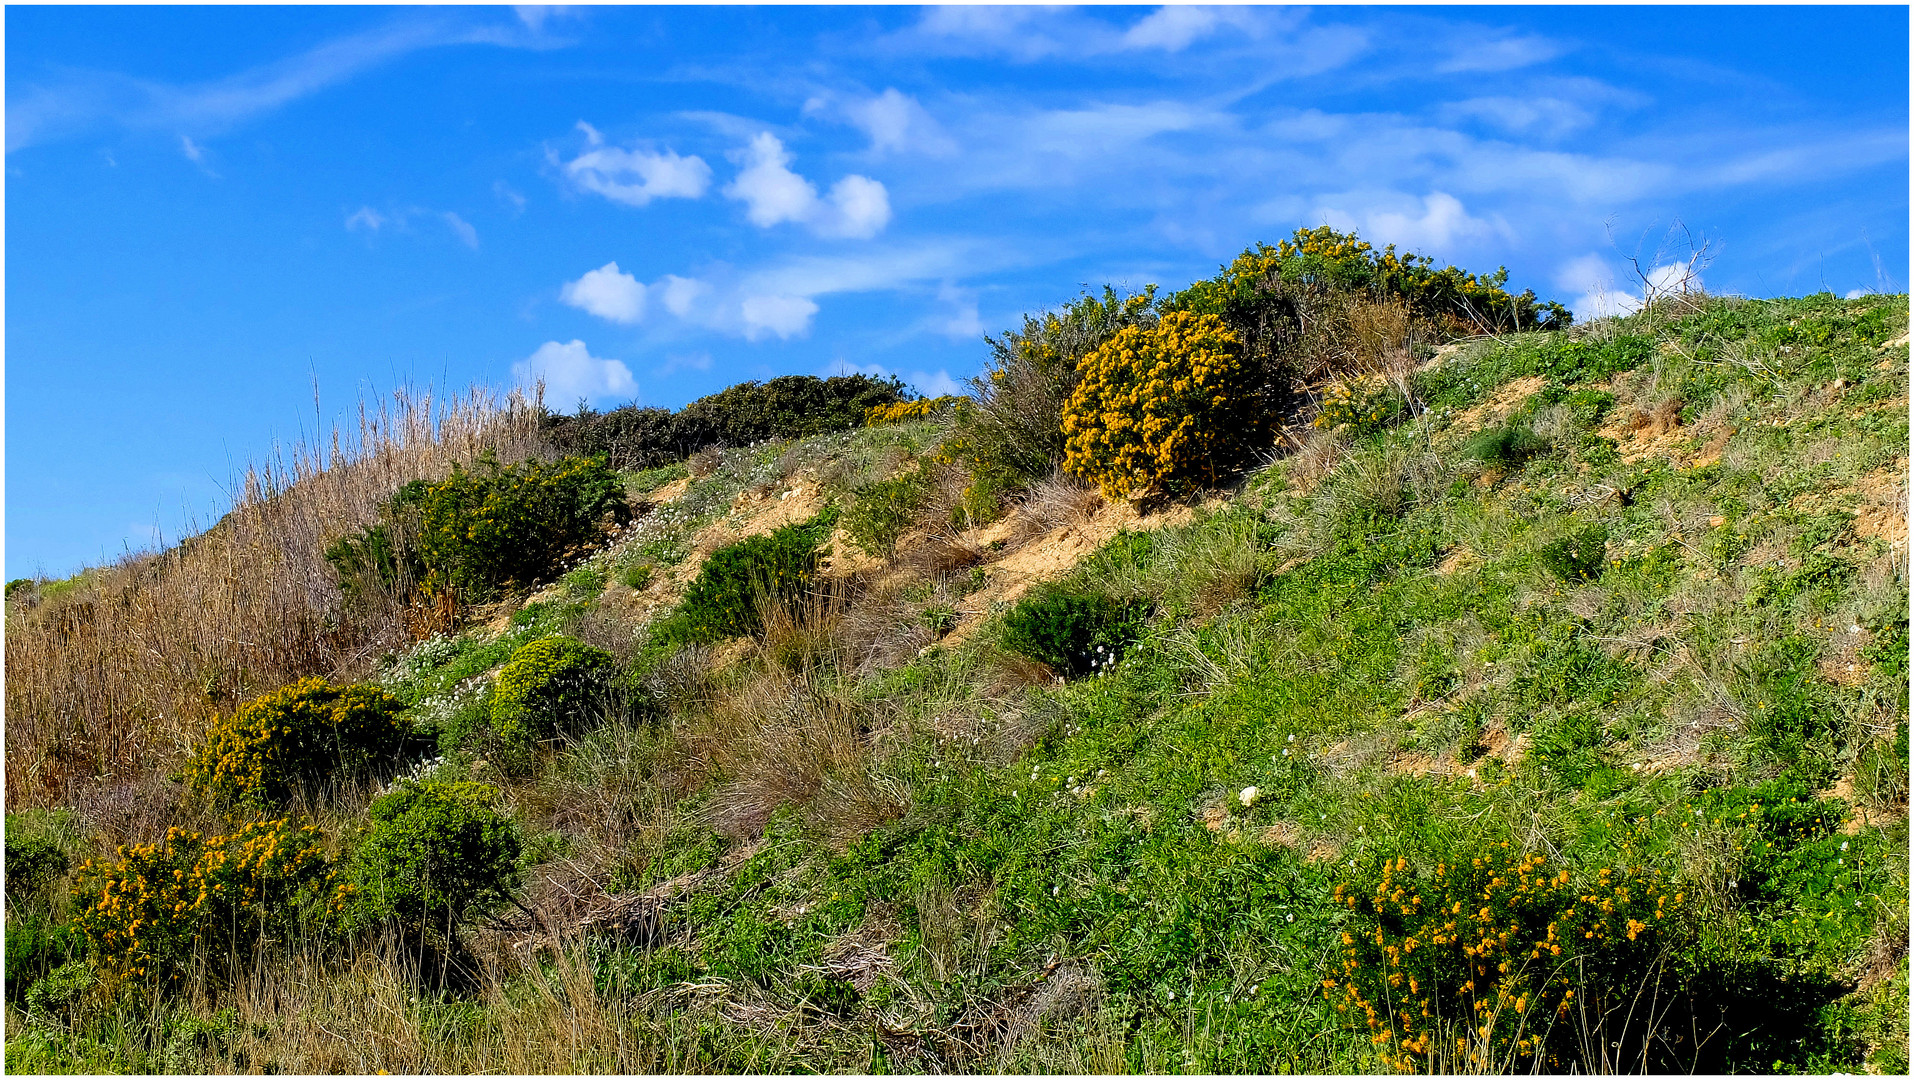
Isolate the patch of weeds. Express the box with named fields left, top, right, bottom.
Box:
left=1462, top=423, right=1549, bottom=469
left=1538, top=523, right=1609, bottom=582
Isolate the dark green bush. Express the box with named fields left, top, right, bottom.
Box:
left=183, top=678, right=411, bottom=810
left=5, top=835, right=70, bottom=904
left=1539, top=524, right=1609, bottom=582
left=347, top=777, right=523, bottom=936
left=327, top=452, right=629, bottom=603
left=489, top=636, right=621, bottom=752
left=1000, top=585, right=1148, bottom=678
left=539, top=375, right=907, bottom=469
left=843, top=470, right=929, bottom=555
left=665, top=513, right=834, bottom=644
left=1463, top=423, right=1549, bottom=468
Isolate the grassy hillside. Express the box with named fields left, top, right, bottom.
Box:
left=5, top=278, right=1907, bottom=1073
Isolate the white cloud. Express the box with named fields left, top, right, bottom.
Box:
left=1846, top=288, right=1871, bottom=300
left=513, top=5, right=576, bottom=32
left=1122, top=6, right=1254, bottom=52
left=179, top=135, right=205, bottom=162
left=558, top=124, right=712, bottom=207
left=1440, top=96, right=1595, bottom=138
left=936, top=282, right=985, bottom=340
left=723, top=132, right=891, bottom=239
left=836, top=88, right=958, bottom=157
left=740, top=294, right=820, bottom=341
left=441, top=211, right=479, bottom=249
left=829, top=360, right=962, bottom=398
left=345, top=206, right=386, bottom=232
left=512, top=339, right=637, bottom=407
left=560, top=262, right=646, bottom=324
left=658, top=274, right=712, bottom=318
left=1557, top=253, right=1702, bottom=320
left=1318, top=192, right=1507, bottom=254
left=1436, top=32, right=1562, bottom=74
left=8, top=14, right=541, bottom=152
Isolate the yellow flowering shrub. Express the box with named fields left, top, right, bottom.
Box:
left=71, top=819, right=333, bottom=987
left=864, top=396, right=965, bottom=426
left=1329, top=846, right=1677, bottom=1073
left=183, top=677, right=410, bottom=810
left=1313, top=376, right=1411, bottom=435
left=1060, top=311, right=1258, bottom=499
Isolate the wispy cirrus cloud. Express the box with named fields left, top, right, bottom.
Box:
left=7, top=13, right=540, bottom=152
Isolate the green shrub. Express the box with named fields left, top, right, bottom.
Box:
left=183, top=677, right=410, bottom=810
left=1314, top=378, right=1412, bottom=437
left=328, top=452, right=630, bottom=603
left=1462, top=423, right=1548, bottom=469
left=71, top=819, right=334, bottom=987
left=666, top=513, right=834, bottom=644
left=346, top=778, right=523, bottom=935
left=843, top=470, right=929, bottom=555
left=619, top=562, right=655, bottom=590
left=1000, top=585, right=1148, bottom=677
left=1538, top=524, right=1609, bottom=582
left=414, top=452, right=629, bottom=597
left=489, top=636, right=621, bottom=753
left=561, top=564, right=607, bottom=599
left=5, top=835, right=70, bottom=903
left=22, top=958, right=95, bottom=1020
left=7, top=909, right=79, bottom=1009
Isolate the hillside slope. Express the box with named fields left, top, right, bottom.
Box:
left=5, top=290, right=1908, bottom=1074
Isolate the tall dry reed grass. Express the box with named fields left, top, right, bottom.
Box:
left=6, top=386, right=546, bottom=814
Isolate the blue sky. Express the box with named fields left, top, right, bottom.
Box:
left=6, top=5, right=1907, bottom=580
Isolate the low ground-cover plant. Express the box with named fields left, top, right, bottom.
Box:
left=842, top=469, right=929, bottom=555
left=344, top=777, right=522, bottom=939
left=71, top=819, right=333, bottom=988
left=183, top=677, right=410, bottom=811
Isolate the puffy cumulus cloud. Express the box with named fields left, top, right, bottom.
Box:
left=1317, top=192, right=1508, bottom=255
left=1555, top=253, right=1702, bottom=321
left=740, top=294, right=820, bottom=341
left=559, top=121, right=711, bottom=207
left=560, top=261, right=646, bottom=324
left=513, top=339, right=637, bottom=407
left=724, top=132, right=892, bottom=238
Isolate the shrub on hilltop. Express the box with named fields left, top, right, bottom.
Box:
left=540, top=374, right=908, bottom=469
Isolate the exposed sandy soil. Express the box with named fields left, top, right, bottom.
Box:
left=1453, top=374, right=1545, bottom=430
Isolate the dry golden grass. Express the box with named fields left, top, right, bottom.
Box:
left=5, top=387, right=545, bottom=813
